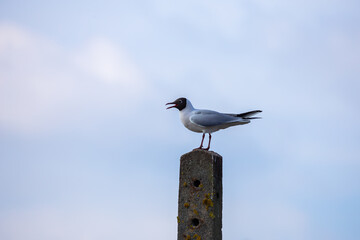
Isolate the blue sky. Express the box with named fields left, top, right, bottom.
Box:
left=0, top=0, right=359, bottom=239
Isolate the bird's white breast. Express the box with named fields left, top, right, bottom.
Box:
left=179, top=110, right=203, bottom=133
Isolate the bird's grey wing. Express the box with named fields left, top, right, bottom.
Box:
left=189, top=110, right=241, bottom=127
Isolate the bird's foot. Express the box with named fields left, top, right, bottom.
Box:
left=194, top=146, right=210, bottom=151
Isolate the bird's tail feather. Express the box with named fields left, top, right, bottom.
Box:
left=226, top=110, right=262, bottom=119
left=243, top=116, right=262, bottom=119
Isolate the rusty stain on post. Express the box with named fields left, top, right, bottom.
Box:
left=177, top=149, right=223, bottom=240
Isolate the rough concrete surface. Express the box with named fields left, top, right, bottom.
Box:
left=177, top=149, right=223, bottom=240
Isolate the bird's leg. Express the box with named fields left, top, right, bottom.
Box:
left=204, top=133, right=212, bottom=150
left=196, top=133, right=205, bottom=149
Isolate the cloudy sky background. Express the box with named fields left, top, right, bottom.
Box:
left=0, top=0, right=359, bottom=239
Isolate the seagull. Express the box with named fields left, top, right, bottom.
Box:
left=166, top=97, right=261, bottom=150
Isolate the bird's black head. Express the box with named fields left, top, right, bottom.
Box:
left=166, top=97, right=187, bottom=111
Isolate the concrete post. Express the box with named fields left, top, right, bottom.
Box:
left=177, top=149, right=223, bottom=240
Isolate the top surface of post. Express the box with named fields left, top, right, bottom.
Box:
left=180, top=149, right=222, bottom=160
left=178, top=149, right=223, bottom=240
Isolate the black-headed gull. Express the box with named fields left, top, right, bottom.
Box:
left=166, top=97, right=261, bottom=150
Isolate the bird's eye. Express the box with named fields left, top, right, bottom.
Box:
left=179, top=100, right=183, bottom=103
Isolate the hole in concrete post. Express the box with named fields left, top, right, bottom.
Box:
left=193, top=180, right=201, bottom=187
left=191, top=218, right=200, bottom=227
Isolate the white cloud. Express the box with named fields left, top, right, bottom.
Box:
left=73, top=38, right=143, bottom=86
left=251, top=0, right=343, bottom=13
left=229, top=202, right=307, bottom=240
left=153, top=0, right=246, bottom=38
left=0, top=207, right=174, bottom=240
left=0, top=23, right=147, bottom=134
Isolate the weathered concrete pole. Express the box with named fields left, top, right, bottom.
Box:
left=177, top=149, right=223, bottom=240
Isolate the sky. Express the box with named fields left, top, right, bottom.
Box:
left=0, top=0, right=359, bottom=239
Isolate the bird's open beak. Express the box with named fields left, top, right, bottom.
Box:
left=166, top=101, right=177, bottom=109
